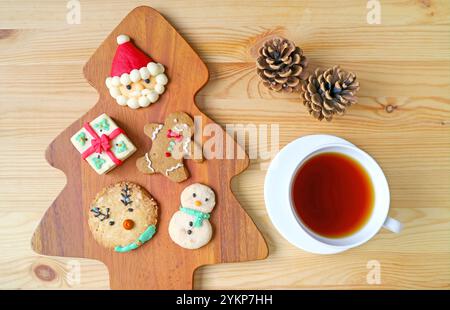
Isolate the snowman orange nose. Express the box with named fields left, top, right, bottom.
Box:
left=123, top=219, right=134, bottom=230
left=194, top=200, right=202, bottom=207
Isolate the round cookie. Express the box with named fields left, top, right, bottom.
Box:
left=168, top=183, right=216, bottom=249
left=88, top=181, right=158, bottom=253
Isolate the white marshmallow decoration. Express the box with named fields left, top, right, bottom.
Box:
left=154, top=85, right=165, bottom=95
left=157, top=63, right=165, bottom=73
left=109, top=87, right=121, bottom=98
left=130, top=69, right=141, bottom=83
left=138, top=96, right=151, bottom=108
left=148, top=91, right=159, bottom=103
left=120, top=73, right=131, bottom=86
left=127, top=98, right=140, bottom=109
left=105, top=77, right=112, bottom=88
left=111, top=76, right=121, bottom=87
left=139, top=67, right=150, bottom=80
left=116, top=96, right=127, bottom=106
left=116, top=34, right=130, bottom=45
left=156, top=74, right=168, bottom=86
left=147, top=62, right=161, bottom=76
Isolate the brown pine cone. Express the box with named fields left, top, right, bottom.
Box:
left=256, top=37, right=308, bottom=92
left=301, top=66, right=360, bottom=121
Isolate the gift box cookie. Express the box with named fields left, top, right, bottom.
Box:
left=70, top=113, right=136, bottom=174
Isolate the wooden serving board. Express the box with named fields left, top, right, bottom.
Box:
left=31, top=6, right=268, bottom=290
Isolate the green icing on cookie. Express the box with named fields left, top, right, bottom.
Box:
left=113, top=140, right=128, bottom=153
left=180, top=206, right=210, bottom=228
left=76, top=132, right=88, bottom=146
left=114, top=224, right=157, bottom=253
left=92, top=156, right=106, bottom=169
left=94, top=118, right=110, bottom=132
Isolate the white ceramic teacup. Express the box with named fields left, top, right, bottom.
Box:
left=288, top=143, right=402, bottom=250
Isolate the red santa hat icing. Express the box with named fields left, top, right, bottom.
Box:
left=105, top=34, right=168, bottom=109
left=110, top=34, right=153, bottom=78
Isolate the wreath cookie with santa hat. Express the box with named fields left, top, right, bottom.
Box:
left=105, top=34, right=169, bottom=109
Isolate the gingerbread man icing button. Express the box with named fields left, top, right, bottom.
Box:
left=136, top=112, right=203, bottom=183
left=105, top=34, right=168, bottom=109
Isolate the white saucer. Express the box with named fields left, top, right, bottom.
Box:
left=264, top=134, right=355, bottom=254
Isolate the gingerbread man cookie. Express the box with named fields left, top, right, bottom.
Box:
left=168, top=183, right=216, bottom=249
left=88, top=182, right=158, bottom=253
left=136, top=112, right=203, bottom=183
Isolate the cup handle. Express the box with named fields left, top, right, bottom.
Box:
left=383, top=217, right=402, bottom=233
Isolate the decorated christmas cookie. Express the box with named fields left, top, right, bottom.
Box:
left=88, top=182, right=158, bottom=253
left=105, top=34, right=168, bottom=109
left=70, top=113, right=136, bottom=174
left=168, top=183, right=215, bottom=249
left=136, top=112, right=203, bottom=183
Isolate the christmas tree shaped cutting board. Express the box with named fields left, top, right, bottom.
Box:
left=31, top=6, right=268, bottom=289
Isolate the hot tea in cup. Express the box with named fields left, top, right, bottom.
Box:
left=291, top=152, right=374, bottom=239
left=288, top=143, right=401, bottom=248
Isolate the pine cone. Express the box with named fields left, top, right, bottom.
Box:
left=301, top=66, right=360, bottom=121
left=256, top=37, right=308, bottom=92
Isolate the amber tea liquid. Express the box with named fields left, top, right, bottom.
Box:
left=291, top=152, right=374, bottom=238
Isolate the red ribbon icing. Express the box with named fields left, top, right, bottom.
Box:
left=81, top=122, right=124, bottom=166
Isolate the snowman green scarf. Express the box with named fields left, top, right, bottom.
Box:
left=180, top=206, right=210, bottom=227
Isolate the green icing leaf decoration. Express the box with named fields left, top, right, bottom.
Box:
left=91, top=156, right=106, bottom=169
left=94, top=118, right=110, bottom=132
left=113, top=141, right=127, bottom=153
left=76, top=132, right=88, bottom=146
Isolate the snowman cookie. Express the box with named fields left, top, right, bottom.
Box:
left=136, top=112, right=203, bottom=183
left=168, top=183, right=216, bottom=249
left=88, top=181, right=158, bottom=253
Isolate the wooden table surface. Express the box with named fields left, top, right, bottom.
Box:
left=0, top=0, right=449, bottom=289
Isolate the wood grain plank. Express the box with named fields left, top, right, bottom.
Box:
left=0, top=204, right=448, bottom=289
left=1, top=25, right=450, bottom=64
left=0, top=0, right=449, bottom=289
left=1, top=0, right=449, bottom=28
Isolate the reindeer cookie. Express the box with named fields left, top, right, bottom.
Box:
left=88, top=182, right=158, bottom=253
left=169, top=183, right=216, bottom=249
left=136, top=112, right=203, bottom=183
